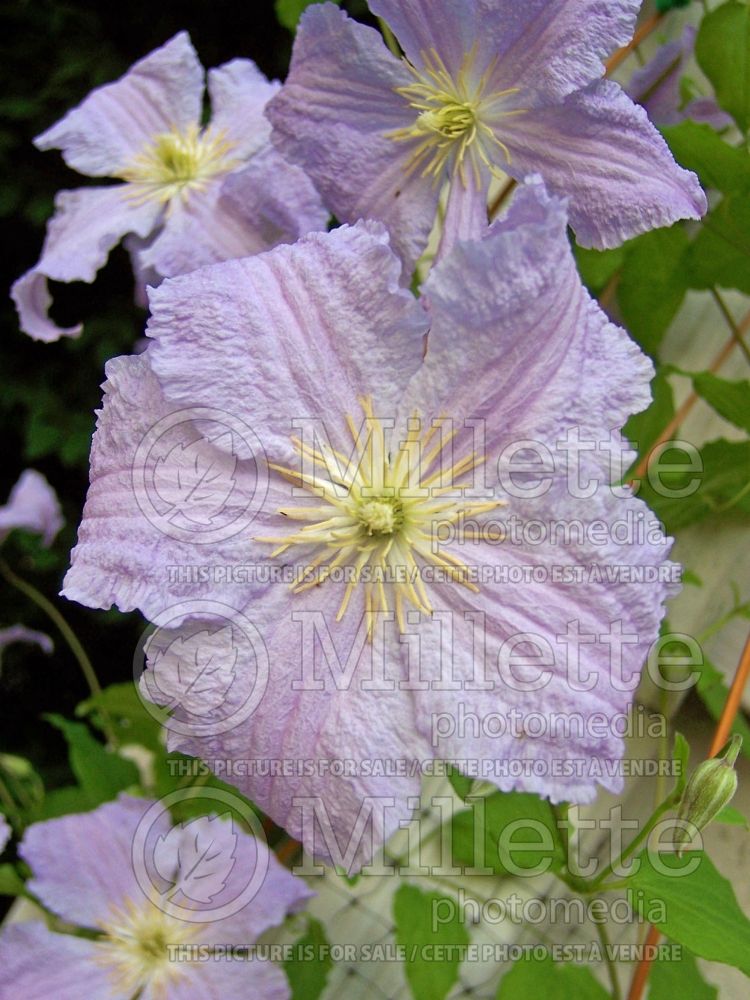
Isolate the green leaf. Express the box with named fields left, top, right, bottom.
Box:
left=24, top=398, right=94, bottom=468
left=663, top=122, right=750, bottom=195
left=275, top=0, right=340, bottom=31
left=696, top=658, right=750, bottom=759
left=673, top=731, right=690, bottom=798
left=691, top=372, right=750, bottom=433
left=618, top=227, right=690, bottom=357
left=638, top=439, right=750, bottom=532
left=649, top=941, right=718, bottom=1000
left=573, top=244, right=625, bottom=295
left=152, top=751, right=262, bottom=826
left=624, top=368, right=675, bottom=460
left=45, top=714, right=139, bottom=808
left=656, top=0, right=693, bottom=11
left=0, top=863, right=26, bottom=897
left=283, top=918, right=334, bottom=1000
left=451, top=791, right=564, bottom=876
left=447, top=765, right=474, bottom=801
left=715, top=804, right=749, bottom=827
left=628, top=851, right=750, bottom=974
left=688, top=194, right=750, bottom=294
left=38, top=785, right=95, bottom=820
left=497, top=952, right=608, bottom=1000
left=77, top=682, right=164, bottom=752
left=393, top=884, right=469, bottom=1000
left=695, top=0, right=750, bottom=134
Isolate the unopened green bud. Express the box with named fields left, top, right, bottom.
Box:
left=0, top=754, right=34, bottom=779
left=675, top=735, right=742, bottom=855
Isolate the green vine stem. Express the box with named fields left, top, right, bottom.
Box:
left=595, top=919, right=623, bottom=1000
left=0, top=557, right=117, bottom=747
left=712, top=287, right=750, bottom=366
left=587, top=792, right=680, bottom=892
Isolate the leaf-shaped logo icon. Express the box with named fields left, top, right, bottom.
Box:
left=146, top=625, right=238, bottom=717
left=153, top=431, right=237, bottom=526
left=153, top=814, right=237, bottom=904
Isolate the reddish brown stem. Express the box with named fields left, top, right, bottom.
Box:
left=607, top=12, right=665, bottom=75
left=627, top=629, right=750, bottom=1000
left=276, top=837, right=302, bottom=866
left=626, top=924, right=663, bottom=1000
left=709, top=633, right=750, bottom=757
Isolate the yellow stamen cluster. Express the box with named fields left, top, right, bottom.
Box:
left=258, top=398, right=506, bottom=637
left=388, top=47, right=525, bottom=187
left=119, top=123, right=239, bottom=205
left=96, top=896, right=197, bottom=998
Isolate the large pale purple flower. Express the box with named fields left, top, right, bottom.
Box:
left=267, top=0, right=706, bottom=272
left=12, top=31, right=328, bottom=343
left=64, top=181, right=677, bottom=869
left=0, top=795, right=312, bottom=999
left=0, top=469, right=63, bottom=547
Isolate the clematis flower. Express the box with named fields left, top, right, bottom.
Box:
left=0, top=794, right=312, bottom=999
left=266, top=0, right=706, bottom=272
left=626, top=25, right=733, bottom=130
left=0, top=470, right=59, bottom=672
left=0, top=469, right=63, bottom=547
left=0, top=625, right=53, bottom=670
left=64, top=180, right=677, bottom=869
left=12, top=31, right=328, bottom=343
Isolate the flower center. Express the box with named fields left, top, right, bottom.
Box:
left=357, top=496, right=404, bottom=535
left=419, top=102, right=477, bottom=140
left=119, top=123, right=239, bottom=204
left=96, top=896, right=197, bottom=996
left=387, top=46, right=524, bottom=186
left=258, top=397, right=506, bottom=637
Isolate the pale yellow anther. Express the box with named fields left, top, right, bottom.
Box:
left=119, top=123, right=239, bottom=205
left=358, top=497, right=402, bottom=535
left=419, top=103, right=476, bottom=139
left=95, top=897, right=197, bottom=997
left=387, top=46, right=525, bottom=187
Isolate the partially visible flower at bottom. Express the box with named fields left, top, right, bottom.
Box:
left=0, top=469, right=63, bottom=547
left=0, top=795, right=312, bottom=1000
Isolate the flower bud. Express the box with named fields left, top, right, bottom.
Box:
left=674, top=735, right=742, bottom=855
left=0, top=753, right=35, bottom=779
